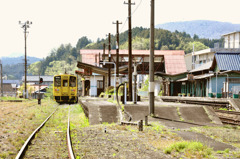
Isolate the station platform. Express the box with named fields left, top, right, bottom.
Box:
left=79, top=97, right=223, bottom=125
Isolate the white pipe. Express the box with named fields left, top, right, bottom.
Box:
left=103, top=61, right=116, bottom=101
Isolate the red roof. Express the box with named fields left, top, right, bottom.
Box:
left=80, top=49, right=185, bottom=56
left=80, top=49, right=186, bottom=75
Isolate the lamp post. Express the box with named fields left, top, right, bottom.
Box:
left=102, top=61, right=116, bottom=101
left=19, top=20, right=32, bottom=99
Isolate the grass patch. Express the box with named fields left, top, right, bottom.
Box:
left=177, top=107, right=184, bottom=121
left=164, top=141, right=212, bottom=158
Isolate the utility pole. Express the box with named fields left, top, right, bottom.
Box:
left=19, top=20, right=32, bottom=99
left=0, top=60, right=3, bottom=97
left=103, top=43, right=106, bottom=91
left=103, top=43, right=106, bottom=61
left=124, top=0, right=135, bottom=101
left=108, top=33, right=111, bottom=87
left=113, top=20, right=122, bottom=78
left=149, top=0, right=155, bottom=115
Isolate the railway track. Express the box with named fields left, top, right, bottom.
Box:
left=15, top=105, right=75, bottom=159
left=214, top=109, right=240, bottom=126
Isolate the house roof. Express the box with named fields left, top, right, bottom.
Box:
left=190, top=61, right=212, bottom=73
left=164, top=54, right=187, bottom=74
left=22, top=76, right=54, bottom=82
left=3, top=80, right=20, bottom=85
left=214, top=52, right=240, bottom=71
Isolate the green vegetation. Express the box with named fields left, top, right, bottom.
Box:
left=164, top=141, right=212, bottom=158
left=86, top=27, right=222, bottom=54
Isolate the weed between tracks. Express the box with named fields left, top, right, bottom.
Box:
left=0, top=99, right=57, bottom=158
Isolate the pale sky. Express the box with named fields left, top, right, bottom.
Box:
left=0, top=0, right=240, bottom=58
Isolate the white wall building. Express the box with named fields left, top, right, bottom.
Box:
left=223, top=31, right=240, bottom=49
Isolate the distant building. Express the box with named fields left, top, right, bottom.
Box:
left=185, top=31, right=240, bottom=71
left=0, top=80, right=20, bottom=97
left=2, top=83, right=16, bottom=97
left=179, top=52, right=240, bottom=98
left=222, top=31, right=240, bottom=49
left=22, top=76, right=53, bottom=86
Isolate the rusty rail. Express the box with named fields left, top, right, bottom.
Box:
left=67, top=106, right=75, bottom=159
left=15, top=107, right=58, bottom=159
left=215, top=109, right=240, bottom=126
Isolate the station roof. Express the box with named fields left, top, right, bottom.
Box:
left=79, top=49, right=187, bottom=75
left=76, top=61, right=128, bottom=76
left=80, top=49, right=185, bottom=56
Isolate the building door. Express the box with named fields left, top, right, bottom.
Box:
left=97, top=80, right=104, bottom=96
left=84, top=80, right=90, bottom=96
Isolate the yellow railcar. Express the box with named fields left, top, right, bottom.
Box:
left=53, top=74, right=78, bottom=104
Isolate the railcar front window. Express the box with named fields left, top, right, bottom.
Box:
left=63, top=80, right=68, bottom=87
left=70, top=76, right=76, bottom=87
left=54, top=76, right=61, bottom=87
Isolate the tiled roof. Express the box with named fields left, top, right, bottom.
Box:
left=3, top=80, right=20, bottom=85
left=215, top=52, right=240, bottom=71
left=164, top=55, right=187, bottom=74
left=190, top=61, right=212, bottom=73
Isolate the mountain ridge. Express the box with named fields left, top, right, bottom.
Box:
left=1, top=56, right=41, bottom=66
left=156, top=20, right=240, bottom=39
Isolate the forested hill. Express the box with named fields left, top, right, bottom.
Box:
left=156, top=20, right=240, bottom=39
left=28, top=27, right=222, bottom=76
left=83, top=27, right=223, bottom=52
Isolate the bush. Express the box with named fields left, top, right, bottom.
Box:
left=106, top=86, right=114, bottom=95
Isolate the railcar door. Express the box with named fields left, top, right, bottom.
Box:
left=53, top=76, right=61, bottom=101
left=69, top=76, right=77, bottom=97
left=62, top=76, right=69, bottom=98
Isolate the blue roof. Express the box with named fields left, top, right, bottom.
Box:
left=215, top=52, right=240, bottom=71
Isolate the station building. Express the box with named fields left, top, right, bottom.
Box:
left=75, top=49, right=187, bottom=97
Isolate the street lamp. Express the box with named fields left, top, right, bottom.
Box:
left=19, top=20, right=32, bottom=99
left=102, top=61, right=116, bottom=100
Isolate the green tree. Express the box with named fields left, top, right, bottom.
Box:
left=76, top=36, right=92, bottom=50
left=184, top=41, right=209, bottom=54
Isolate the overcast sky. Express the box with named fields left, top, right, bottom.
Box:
left=0, top=0, right=240, bottom=59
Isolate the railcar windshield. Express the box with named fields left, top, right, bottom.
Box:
left=63, top=80, right=68, bottom=87
left=54, top=76, right=61, bottom=87
left=70, top=76, right=76, bottom=87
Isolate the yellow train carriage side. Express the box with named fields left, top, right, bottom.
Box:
left=53, top=74, right=78, bottom=103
